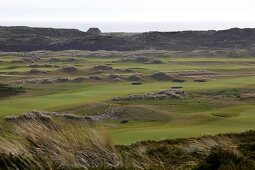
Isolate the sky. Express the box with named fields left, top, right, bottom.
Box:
left=1, top=0, right=255, bottom=32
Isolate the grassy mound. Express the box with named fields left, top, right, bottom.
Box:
left=0, top=83, right=25, bottom=98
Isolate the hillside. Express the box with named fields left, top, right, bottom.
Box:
left=1, top=26, right=255, bottom=51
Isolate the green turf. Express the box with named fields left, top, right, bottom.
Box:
left=1, top=76, right=255, bottom=116
left=109, top=102, right=255, bottom=144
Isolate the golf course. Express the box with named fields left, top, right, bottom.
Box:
left=1, top=52, right=255, bottom=145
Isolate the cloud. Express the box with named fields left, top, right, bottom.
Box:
left=0, top=0, right=255, bottom=22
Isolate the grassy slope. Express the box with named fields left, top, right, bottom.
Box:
left=110, top=103, right=255, bottom=144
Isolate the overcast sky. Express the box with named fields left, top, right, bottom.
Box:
left=1, top=0, right=255, bottom=32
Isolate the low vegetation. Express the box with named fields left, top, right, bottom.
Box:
left=0, top=83, right=25, bottom=98
left=0, top=117, right=254, bottom=169
left=0, top=119, right=119, bottom=169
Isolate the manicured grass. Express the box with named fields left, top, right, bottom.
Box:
left=109, top=102, right=255, bottom=145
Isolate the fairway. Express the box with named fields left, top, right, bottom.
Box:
left=109, top=102, right=255, bottom=144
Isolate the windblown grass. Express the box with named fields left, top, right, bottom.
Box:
left=0, top=118, right=255, bottom=169
left=0, top=119, right=120, bottom=169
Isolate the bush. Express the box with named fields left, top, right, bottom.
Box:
left=131, top=82, right=143, bottom=85
left=195, top=146, right=255, bottom=170
left=194, top=79, right=207, bottom=82
left=120, top=120, right=129, bottom=124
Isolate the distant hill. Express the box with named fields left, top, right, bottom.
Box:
left=0, top=26, right=255, bottom=51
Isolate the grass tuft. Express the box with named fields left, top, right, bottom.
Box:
left=0, top=119, right=120, bottom=169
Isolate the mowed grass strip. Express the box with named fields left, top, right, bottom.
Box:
left=0, top=75, right=255, bottom=116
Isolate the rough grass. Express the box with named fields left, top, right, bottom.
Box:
left=0, top=119, right=120, bottom=169
left=0, top=117, right=255, bottom=169
left=116, top=130, right=255, bottom=169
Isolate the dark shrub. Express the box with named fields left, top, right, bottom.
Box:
left=172, top=79, right=185, bottom=83
left=120, top=120, right=129, bottom=124
left=195, top=146, right=255, bottom=170
left=131, top=82, right=143, bottom=85
left=194, top=79, right=207, bottom=82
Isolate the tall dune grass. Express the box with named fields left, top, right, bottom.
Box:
left=0, top=117, right=254, bottom=169
left=0, top=119, right=120, bottom=169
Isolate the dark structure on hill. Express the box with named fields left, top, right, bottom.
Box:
left=87, top=28, right=101, bottom=34
left=1, top=26, right=255, bottom=51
